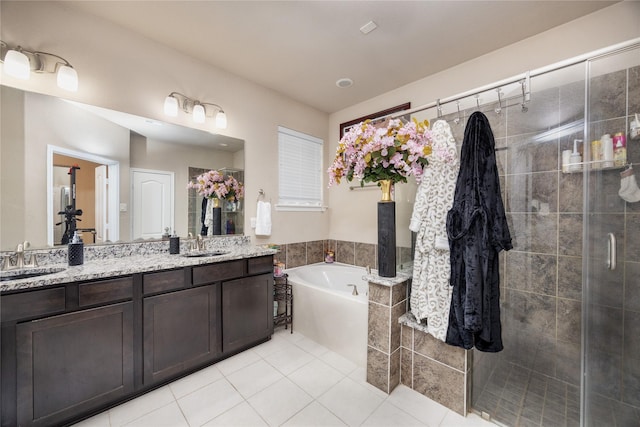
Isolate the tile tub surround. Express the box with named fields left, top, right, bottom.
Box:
left=366, top=273, right=410, bottom=395
left=399, top=313, right=471, bottom=416
left=0, top=237, right=276, bottom=292
left=273, top=239, right=412, bottom=271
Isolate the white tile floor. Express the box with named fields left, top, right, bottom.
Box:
left=72, top=329, right=495, bottom=427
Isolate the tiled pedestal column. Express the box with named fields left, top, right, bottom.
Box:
left=366, top=273, right=409, bottom=394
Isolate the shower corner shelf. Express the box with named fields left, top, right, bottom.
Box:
left=273, top=274, right=293, bottom=333
left=563, top=161, right=629, bottom=174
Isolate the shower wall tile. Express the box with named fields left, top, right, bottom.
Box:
left=509, top=213, right=557, bottom=254
left=559, top=173, right=583, bottom=213
left=588, top=349, right=622, bottom=400
left=504, top=290, right=556, bottom=334
left=626, top=215, right=640, bottom=263
left=589, top=304, right=623, bottom=355
left=589, top=263, right=624, bottom=308
left=588, top=167, right=627, bottom=213
left=306, top=240, right=324, bottom=264
left=559, top=79, right=585, bottom=124
left=390, top=302, right=405, bottom=352
left=588, top=214, right=625, bottom=262
left=413, top=330, right=466, bottom=371
left=367, top=346, right=390, bottom=394
left=555, top=339, right=581, bottom=385
left=391, top=281, right=407, bottom=306
left=286, top=242, right=306, bottom=268
left=412, top=352, right=465, bottom=416
left=589, top=69, right=627, bottom=122
left=354, top=242, right=376, bottom=269
left=368, top=303, right=390, bottom=353
left=559, top=214, right=583, bottom=256
left=623, top=309, right=640, bottom=359
left=622, top=355, right=640, bottom=407
left=508, top=87, right=559, bottom=136
left=625, top=262, right=640, bottom=312
left=336, top=240, right=355, bottom=265
left=506, top=171, right=558, bottom=213
left=557, top=298, right=582, bottom=343
left=401, top=324, right=412, bottom=350
left=629, top=66, right=640, bottom=113
left=557, top=256, right=582, bottom=300
left=505, top=252, right=557, bottom=296
left=507, top=135, right=558, bottom=175
left=400, top=347, right=412, bottom=387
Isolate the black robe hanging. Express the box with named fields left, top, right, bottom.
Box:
left=445, top=111, right=512, bottom=352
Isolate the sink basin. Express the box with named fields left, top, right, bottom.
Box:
left=0, top=267, right=67, bottom=281
left=181, top=251, right=227, bottom=258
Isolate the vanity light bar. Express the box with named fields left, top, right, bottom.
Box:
left=164, top=92, right=228, bottom=129
left=0, top=40, right=79, bottom=92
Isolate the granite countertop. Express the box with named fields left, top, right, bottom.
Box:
left=1, top=245, right=277, bottom=293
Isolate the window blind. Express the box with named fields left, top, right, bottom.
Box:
left=278, top=126, right=323, bottom=209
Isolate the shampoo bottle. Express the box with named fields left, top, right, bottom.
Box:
left=568, top=139, right=582, bottom=172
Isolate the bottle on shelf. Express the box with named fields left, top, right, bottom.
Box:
left=568, top=139, right=582, bottom=172
left=601, top=134, right=614, bottom=168
left=613, top=132, right=627, bottom=167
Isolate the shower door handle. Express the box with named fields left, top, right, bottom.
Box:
left=607, top=232, right=617, bottom=270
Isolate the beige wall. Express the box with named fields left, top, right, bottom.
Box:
left=2, top=1, right=639, bottom=249
left=0, top=1, right=329, bottom=247
left=327, top=1, right=640, bottom=245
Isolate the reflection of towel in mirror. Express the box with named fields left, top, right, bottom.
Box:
left=255, top=201, right=272, bottom=236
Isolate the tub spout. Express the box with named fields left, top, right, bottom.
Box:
left=347, top=284, right=359, bottom=296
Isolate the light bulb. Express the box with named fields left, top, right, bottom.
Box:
left=57, top=65, right=78, bottom=92
left=215, top=111, right=227, bottom=129
left=164, top=95, right=178, bottom=116
left=3, top=49, right=30, bottom=80
left=192, top=104, right=206, bottom=123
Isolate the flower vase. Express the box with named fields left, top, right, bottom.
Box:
left=377, top=180, right=396, bottom=277
left=211, top=198, right=222, bottom=235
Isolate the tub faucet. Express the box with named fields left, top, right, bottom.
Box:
left=347, top=284, right=359, bottom=296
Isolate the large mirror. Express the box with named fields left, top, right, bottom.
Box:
left=0, top=86, right=244, bottom=251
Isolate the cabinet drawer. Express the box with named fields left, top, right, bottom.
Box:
left=193, top=260, right=244, bottom=285
left=247, top=255, right=274, bottom=275
left=1, top=287, right=66, bottom=322
left=79, top=277, right=133, bottom=307
left=143, top=269, right=185, bottom=295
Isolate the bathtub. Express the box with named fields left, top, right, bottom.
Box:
left=285, top=263, right=369, bottom=367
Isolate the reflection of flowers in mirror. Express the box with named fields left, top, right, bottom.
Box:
left=187, top=170, right=244, bottom=202
left=327, top=118, right=433, bottom=187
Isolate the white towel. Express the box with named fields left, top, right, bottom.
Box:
left=204, top=198, right=214, bottom=236
left=255, top=201, right=272, bottom=236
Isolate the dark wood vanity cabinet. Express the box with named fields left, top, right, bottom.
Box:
left=1, top=255, right=274, bottom=427
left=16, top=302, right=134, bottom=427
left=143, top=284, right=221, bottom=385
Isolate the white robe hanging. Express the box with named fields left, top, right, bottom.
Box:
left=409, top=119, right=459, bottom=342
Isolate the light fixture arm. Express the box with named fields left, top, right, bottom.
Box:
left=164, top=91, right=227, bottom=128
left=1, top=40, right=75, bottom=73
left=166, top=92, right=224, bottom=115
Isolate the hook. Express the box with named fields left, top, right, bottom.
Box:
left=521, top=76, right=530, bottom=113
left=436, top=99, right=442, bottom=119
left=475, top=94, right=481, bottom=110
left=257, top=189, right=265, bottom=202
left=495, top=88, right=503, bottom=115
left=453, top=101, right=461, bottom=125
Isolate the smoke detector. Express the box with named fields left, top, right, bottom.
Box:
left=360, top=20, right=377, bottom=35
left=336, top=78, right=353, bottom=88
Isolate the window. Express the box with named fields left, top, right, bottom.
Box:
left=277, top=126, right=323, bottom=211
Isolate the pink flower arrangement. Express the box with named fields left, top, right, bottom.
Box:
left=187, top=170, right=244, bottom=202
left=327, top=118, right=433, bottom=187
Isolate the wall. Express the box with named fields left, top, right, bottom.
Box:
left=327, top=1, right=640, bottom=246
left=0, top=0, right=329, bottom=246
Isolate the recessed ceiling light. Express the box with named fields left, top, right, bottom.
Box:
left=336, top=78, right=353, bottom=88
left=360, top=20, right=377, bottom=35
left=219, top=143, right=228, bottom=147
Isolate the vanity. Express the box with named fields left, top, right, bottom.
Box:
left=1, top=241, right=276, bottom=427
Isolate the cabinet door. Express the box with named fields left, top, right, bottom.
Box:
left=222, top=273, right=274, bottom=354
left=16, top=302, right=134, bottom=427
left=143, top=285, right=221, bottom=385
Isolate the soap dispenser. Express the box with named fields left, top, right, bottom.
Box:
left=568, top=139, right=582, bottom=172
left=68, top=231, right=84, bottom=266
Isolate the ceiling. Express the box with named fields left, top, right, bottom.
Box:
left=62, top=1, right=618, bottom=113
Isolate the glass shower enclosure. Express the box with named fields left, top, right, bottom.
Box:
left=468, top=41, right=640, bottom=427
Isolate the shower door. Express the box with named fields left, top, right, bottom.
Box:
left=583, top=44, right=640, bottom=427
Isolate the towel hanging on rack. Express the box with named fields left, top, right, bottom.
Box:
left=255, top=200, right=272, bottom=236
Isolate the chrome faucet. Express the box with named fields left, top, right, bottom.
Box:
left=2, top=241, right=37, bottom=271
left=347, top=284, right=359, bottom=296
left=187, top=233, right=205, bottom=252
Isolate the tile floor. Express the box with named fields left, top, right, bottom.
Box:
left=72, top=328, right=495, bottom=427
